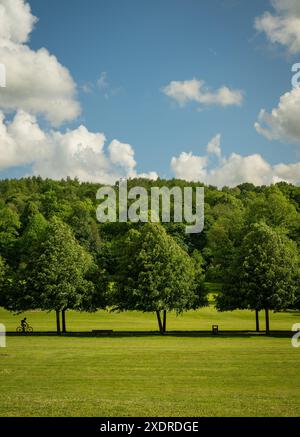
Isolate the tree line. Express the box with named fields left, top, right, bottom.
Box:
left=0, top=177, right=299, bottom=334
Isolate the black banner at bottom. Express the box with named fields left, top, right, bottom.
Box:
left=0, top=417, right=299, bottom=434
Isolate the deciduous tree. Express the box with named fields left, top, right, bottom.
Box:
left=217, top=222, right=299, bottom=334
left=110, top=223, right=207, bottom=332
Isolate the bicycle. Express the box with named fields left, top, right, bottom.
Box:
left=16, top=323, right=33, bottom=333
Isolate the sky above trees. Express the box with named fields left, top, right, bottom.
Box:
left=0, top=0, right=300, bottom=186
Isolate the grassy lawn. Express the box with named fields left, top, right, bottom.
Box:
left=1, top=306, right=300, bottom=332
left=0, top=336, right=299, bottom=416
left=1, top=308, right=300, bottom=417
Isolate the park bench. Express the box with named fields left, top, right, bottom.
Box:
left=92, top=329, right=114, bottom=335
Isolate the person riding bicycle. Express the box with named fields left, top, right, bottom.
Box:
left=21, top=317, right=27, bottom=332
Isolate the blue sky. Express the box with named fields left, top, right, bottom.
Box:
left=0, top=0, right=300, bottom=185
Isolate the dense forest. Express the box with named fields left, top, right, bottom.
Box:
left=0, top=177, right=299, bottom=333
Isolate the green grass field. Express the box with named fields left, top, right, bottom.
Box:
left=1, top=306, right=299, bottom=332
left=1, top=307, right=300, bottom=417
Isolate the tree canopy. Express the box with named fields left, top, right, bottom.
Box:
left=109, top=223, right=207, bottom=331
left=0, top=176, right=299, bottom=333
left=217, top=222, right=300, bottom=332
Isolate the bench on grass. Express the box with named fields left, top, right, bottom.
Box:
left=92, top=329, right=114, bottom=335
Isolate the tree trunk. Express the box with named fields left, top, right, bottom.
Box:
left=265, top=308, right=270, bottom=335
left=162, top=310, right=167, bottom=333
left=56, top=310, right=61, bottom=335
left=156, top=311, right=163, bottom=333
left=62, top=309, right=66, bottom=333
left=255, top=309, right=260, bottom=332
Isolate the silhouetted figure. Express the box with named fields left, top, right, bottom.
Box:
left=21, top=317, right=27, bottom=332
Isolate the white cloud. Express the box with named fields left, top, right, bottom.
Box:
left=109, top=139, right=136, bottom=175
left=255, top=87, right=300, bottom=144
left=207, top=153, right=273, bottom=187
left=0, top=0, right=80, bottom=126
left=170, top=134, right=300, bottom=187
left=273, top=161, right=300, bottom=184
left=171, top=152, right=208, bottom=182
left=0, top=0, right=37, bottom=44
left=0, top=110, right=46, bottom=169
left=137, top=171, right=159, bottom=180
left=255, top=0, right=300, bottom=54
left=206, top=133, right=222, bottom=158
left=162, top=78, right=243, bottom=108
left=0, top=111, right=297, bottom=187
left=0, top=111, right=157, bottom=183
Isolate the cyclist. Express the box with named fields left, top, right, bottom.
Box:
left=21, top=317, right=27, bottom=332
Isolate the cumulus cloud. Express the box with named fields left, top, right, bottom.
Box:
left=0, top=111, right=157, bottom=183
left=255, top=0, right=300, bottom=54
left=0, top=110, right=46, bottom=169
left=170, top=134, right=300, bottom=187
left=108, top=139, right=136, bottom=175
left=273, top=161, right=300, bottom=184
left=0, top=0, right=80, bottom=126
left=255, top=87, right=300, bottom=144
left=207, top=153, right=273, bottom=187
left=171, top=153, right=208, bottom=182
left=0, top=0, right=37, bottom=44
left=162, top=78, right=243, bottom=108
